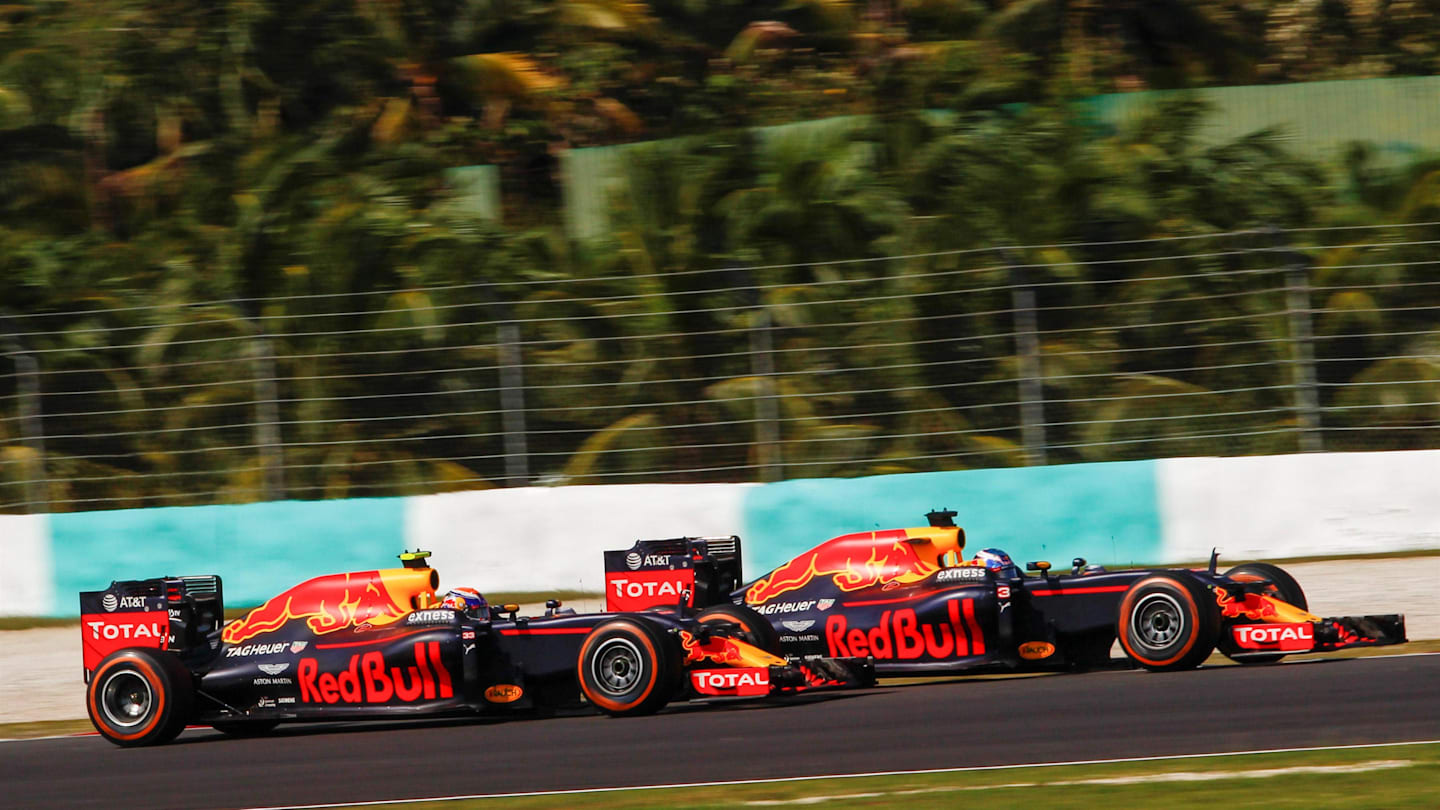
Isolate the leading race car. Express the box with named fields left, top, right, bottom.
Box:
left=605, top=510, right=1407, bottom=675
left=80, top=551, right=868, bottom=747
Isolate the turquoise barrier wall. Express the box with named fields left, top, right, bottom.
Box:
left=50, top=497, right=406, bottom=614
left=738, top=460, right=1162, bottom=580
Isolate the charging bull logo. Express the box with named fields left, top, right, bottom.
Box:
left=1215, top=588, right=1280, bottom=621
left=222, top=571, right=414, bottom=645
left=299, top=642, right=453, bottom=704
left=745, top=530, right=940, bottom=604
left=678, top=630, right=745, bottom=666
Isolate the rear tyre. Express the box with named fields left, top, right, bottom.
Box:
left=1219, top=562, right=1308, bottom=665
left=696, top=603, right=782, bottom=654
left=87, top=648, right=194, bottom=747
left=210, top=720, right=279, bottom=737
left=577, top=619, right=680, bottom=717
left=1117, top=574, right=1220, bottom=672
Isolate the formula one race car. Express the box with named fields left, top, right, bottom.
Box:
left=604, top=510, right=1407, bottom=676
left=80, top=551, right=869, bottom=747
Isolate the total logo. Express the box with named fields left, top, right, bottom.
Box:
left=756, top=600, right=816, bottom=616
left=86, top=620, right=165, bottom=641
left=1233, top=623, right=1314, bottom=650
left=101, top=594, right=147, bottom=612
left=226, top=642, right=290, bottom=658
left=825, top=600, right=987, bottom=660
left=299, top=642, right=453, bottom=704
left=692, top=668, right=769, bottom=691
left=609, top=577, right=686, bottom=600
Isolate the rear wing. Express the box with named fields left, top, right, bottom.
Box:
left=79, top=575, right=223, bottom=681
left=603, top=536, right=743, bottom=612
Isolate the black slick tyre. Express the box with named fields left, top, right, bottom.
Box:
left=86, top=648, right=194, bottom=747
left=1218, top=562, right=1308, bottom=665
left=577, top=619, right=680, bottom=717
left=696, top=603, right=782, bottom=654
left=1117, top=573, right=1220, bottom=672
left=210, top=720, right=279, bottom=737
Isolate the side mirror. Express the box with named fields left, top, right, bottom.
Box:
left=1071, top=557, right=1087, bottom=575
left=1027, top=560, right=1051, bottom=573
left=544, top=599, right=561, bottom=617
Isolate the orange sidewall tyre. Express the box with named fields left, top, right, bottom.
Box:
left=577, top=619, right=678, bottom=717
left=87, top=648, right=193, bottom=747
left=1118, top=574, right=1219, bottom=672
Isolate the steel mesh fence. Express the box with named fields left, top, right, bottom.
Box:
left=3, top=224, right=1439, bottom=512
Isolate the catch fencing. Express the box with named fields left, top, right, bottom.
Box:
left=2, top=223, right=1438, bottom=513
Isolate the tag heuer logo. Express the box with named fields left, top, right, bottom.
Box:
left=816, top=599, right=835, bottom=611
left=625, top=552, right=643, bottom=570
left=101, top=593, right=118, bottom=612
left=290, top=641, right=308, bottom=653
left=258, top=663, right=290, bottom=676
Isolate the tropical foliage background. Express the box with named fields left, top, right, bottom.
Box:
left=2, top=0, right=1439, bottom=512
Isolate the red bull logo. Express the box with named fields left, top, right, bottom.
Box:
left=298, top=641, right=453, bottom=704
left=745, top=530, right=940, bottom=604
left=824, top=600, right=985, bottom=660
left=222, top=569, right=429, bottom=645
left=1215, top=588, right=1279, bottom=621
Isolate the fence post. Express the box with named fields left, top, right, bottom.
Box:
left=1281, top=245, right=1323, bottom=453
left=496, top=316, right=529, bottom=487
left=252, top=333, right=286, bottom=500
left=1006, top=254, right=1047, bottom=466
left=749, top=288, right=782, bottom=482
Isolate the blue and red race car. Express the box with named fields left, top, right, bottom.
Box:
left=605, top=510, right=1408, bottom=674
left=80, top=551, right=867, bottom=747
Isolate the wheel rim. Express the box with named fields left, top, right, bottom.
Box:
left=1131, top=592, right=1186, bottom=653
left=591, top=637, right=645, bottom=697
left=99, top=670, right=153, bottom=729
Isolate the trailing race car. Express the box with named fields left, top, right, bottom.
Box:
left=604, top=510, right=1407, bottom=675
left=80, top=551, right=868, bottom=747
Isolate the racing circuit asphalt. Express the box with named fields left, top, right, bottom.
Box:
left=5, top=653, right=1439, bottom=810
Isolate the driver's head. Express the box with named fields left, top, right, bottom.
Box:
left=439, top=587, right=487, bottom=614
left=972, top=548, right=1015, bottom=573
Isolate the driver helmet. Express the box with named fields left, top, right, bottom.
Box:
left=972, top=548, right=1015, bottom=574
left=439, top=586, right=487, bottom=614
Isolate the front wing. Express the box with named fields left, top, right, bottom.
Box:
left=1228, top=614, right=1407, bottom=655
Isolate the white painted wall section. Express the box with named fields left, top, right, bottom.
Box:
left=404, top=483, right=754, bottom=594
left=0, top=514, right=54, bottom=615
left=1157, top=450, right=1440, bottom=562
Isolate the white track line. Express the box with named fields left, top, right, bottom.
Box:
left=235, top=740, right=1440, bottom=810
left=742, top=760, right=1416, bottom=805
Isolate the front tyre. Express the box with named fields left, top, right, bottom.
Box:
left=1219, top=562, right=1308, bottom=665
left=696, top=603, right=782, bottom=654
left=86, top=648, right=194, bottom=747
left=577, top=619, right=679, bottom=717
left=1117, top=574, right=1219, bottom=672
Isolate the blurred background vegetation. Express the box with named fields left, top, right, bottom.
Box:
left=3, top=0, right=1440, bottom=512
